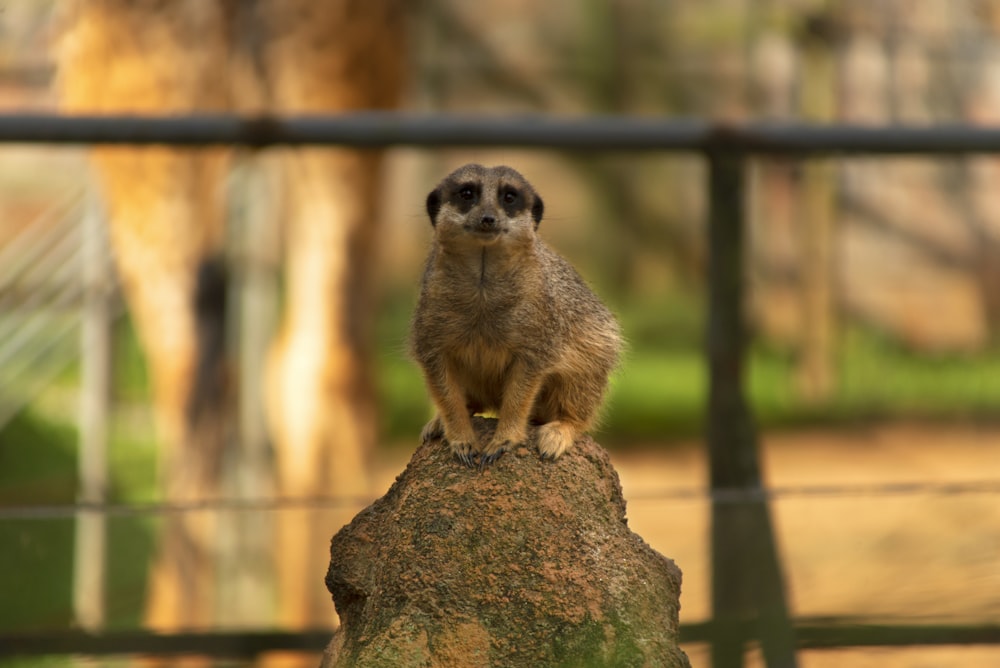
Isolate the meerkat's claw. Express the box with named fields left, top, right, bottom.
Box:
left=447, top=440, right=478, bottom=467
left=478, top=447, right=507, bottom=470
left=479, top=436, right=512, bottom=470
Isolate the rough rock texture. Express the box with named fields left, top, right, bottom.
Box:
left=321, top=418, right=690, bottom=668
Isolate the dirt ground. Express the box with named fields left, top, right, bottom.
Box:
left=374, top=422, right=1000, bottom=667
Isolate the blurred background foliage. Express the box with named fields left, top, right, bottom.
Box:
left=2, top=0, right=1000, bottom=650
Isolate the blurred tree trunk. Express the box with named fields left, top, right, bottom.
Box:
left=57, top=6, right=408, bottom=666
left=256, top=6, right=407, bottom=662
left=579, top=0, right=637, bottom=297
left=57, top=5, right=233, bottom=658
left=948, top=156, right=1000, bottom=346
left=796, top=9, right=839, bottom=402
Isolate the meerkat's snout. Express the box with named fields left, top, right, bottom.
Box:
left=474, top=212, right=500, bottom=233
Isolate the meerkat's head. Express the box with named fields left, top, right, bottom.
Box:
left=426, top=164, right=544, bottom=247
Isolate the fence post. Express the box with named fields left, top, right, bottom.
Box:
left=215, top=156, right=280, bottom=626
left=233, top=155, right=279, bottom=621
left=74, top=186, right=112, bottom=631
left=706, top=152, right=798, bottom=668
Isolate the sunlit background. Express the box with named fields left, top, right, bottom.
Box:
left=2, top=2, right=1000, bottom=667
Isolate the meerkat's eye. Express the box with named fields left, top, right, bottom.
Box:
left=458, top=187, right=475, bottom=200
left=502, top=189, right=518, bottom=204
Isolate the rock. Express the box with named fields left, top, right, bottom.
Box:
left=322, top=418, right=690, bottom=668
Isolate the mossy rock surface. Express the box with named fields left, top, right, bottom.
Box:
left=323, top=418, right=690, bottom=668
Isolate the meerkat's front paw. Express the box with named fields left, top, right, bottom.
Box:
left=420, top=416, right=445, bottom=444
left=478, top=437, right=512, bottom=470
left=446, top=438, right=479, bottom=468
left=536, top=421, right=577, bottom=461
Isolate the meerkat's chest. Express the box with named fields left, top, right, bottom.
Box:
left=442, top=296, right=520, bottom=350
left=435, top=275, right=523, bottom=323
left=430, top=288, right=524, bottom=364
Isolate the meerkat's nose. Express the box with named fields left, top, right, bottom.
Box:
left=477, top=214, right=499, bottom=231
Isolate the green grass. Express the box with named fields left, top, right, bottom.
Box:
left=0, top=411, right=78, bottom=635
left=0, top=413, right=77, bottom=506
left=0, top=405, right=157, bottom=646
left=598, top=326, right=1000, bottom=445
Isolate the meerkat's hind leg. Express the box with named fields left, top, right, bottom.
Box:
left=420, top=414, right=445, bottom=444
left=536, top=420, right=580, bottom=461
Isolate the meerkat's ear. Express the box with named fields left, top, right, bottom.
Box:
left=426, top=189, right=442, bottom=226
left=531, top=195, right=544, bottom=228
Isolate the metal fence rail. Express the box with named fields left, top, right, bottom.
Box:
left=7, top=112, right=1000, bottom=154
left=4, top=112, right=1000, bottom=667
left=4, top=621, right=1000, bottom=659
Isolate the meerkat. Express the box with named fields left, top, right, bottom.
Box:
left=410, top=163, right=622, bottom=468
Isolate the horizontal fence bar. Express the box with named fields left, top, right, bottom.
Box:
left=796, top=622, right=1000, bottom=650
left=4, top=620, right=999, bottom=658
left=7, top=112, right=1000, bottom=154
left=680, top=620, right=1000, bottom=649
left=0, top=629, right=332, bottom=658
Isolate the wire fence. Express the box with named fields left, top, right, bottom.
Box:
left=5, top=621, right=1000, bottom=659
left=3, top=112, right=1000, bottom=666
left=2, top=478, right=1000, bottom=519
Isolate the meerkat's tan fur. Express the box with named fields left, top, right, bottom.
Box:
left=411, top=164, right=622, bottom=467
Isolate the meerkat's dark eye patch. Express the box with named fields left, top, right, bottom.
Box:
left=499, top=186, right=525, bottom=217
left=450, top=182, right=480, bottom=213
